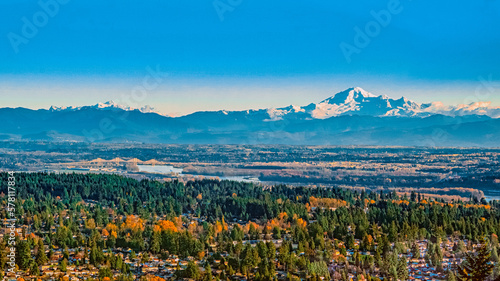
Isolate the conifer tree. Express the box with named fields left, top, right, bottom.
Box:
left=457, top=240, right=494, bottom=281
left=35, top=239, right=48, bottom=266
left=397, top=256, right=409, bottom=280
left=446, top=270, right=456, bottom=281
left=203, top=262, right=213, bottom=281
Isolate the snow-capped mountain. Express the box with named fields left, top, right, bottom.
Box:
left=266, top=87, right=500, bottom=120
left=49, top=100, right=164, bottom=115
left=2, top=87, right=499, bottom=146
left=306, top=87, right=426, bottom=119
left=45, top=87, right=500, bottom=120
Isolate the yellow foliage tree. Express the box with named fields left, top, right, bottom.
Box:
left=86, top=218, right=96, bottom=229
left=309, top=196, right=347, bottom=209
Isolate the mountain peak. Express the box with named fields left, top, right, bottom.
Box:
left=307, top=87, right=428, bottom=119
left=320, top=87, right=377, bottom=104
left=49, top=101, right=163, bottom=115
left=351, top=86, right=374, bottom=95
left=348, top=87, right=377, bottom=97
left=97, top=100, right=118, bottom=108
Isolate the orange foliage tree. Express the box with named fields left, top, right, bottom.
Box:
left=156, top=220, right=178, bottom=232
left=121, top=215, right=145, bottom=232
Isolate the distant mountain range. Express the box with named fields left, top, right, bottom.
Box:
left=266, top=87, right=500, bottom=120
left=2, top=87, right=499, bottom=147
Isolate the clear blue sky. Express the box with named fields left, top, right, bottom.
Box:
left=1, top=0, right=499, bottom=115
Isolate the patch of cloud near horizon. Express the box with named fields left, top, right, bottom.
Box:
left=424, top=101, right=500, bottom=119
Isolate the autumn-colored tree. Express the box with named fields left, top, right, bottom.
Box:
left=245, top=222, right=260, bottom=234
left=122, top=215, right=145, bottom=232
left=106, top=223, right=118, bottom=232
left=157, top=220, right=178, bottom=232
left=296, top=218, right=307, bottom=229
left=86, top=218, right=96, bottom=229
left=309, top=196, right=347, bottom=209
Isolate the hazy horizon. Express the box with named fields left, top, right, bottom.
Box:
left=2, top=76, right=499, bottom=116
left=1, top=1, right=499, bottom=115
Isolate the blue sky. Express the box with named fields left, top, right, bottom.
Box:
left=1, top=0, right=499, bottom=115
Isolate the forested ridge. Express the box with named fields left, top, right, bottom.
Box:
left=1, top=172, right=500, bottom=280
